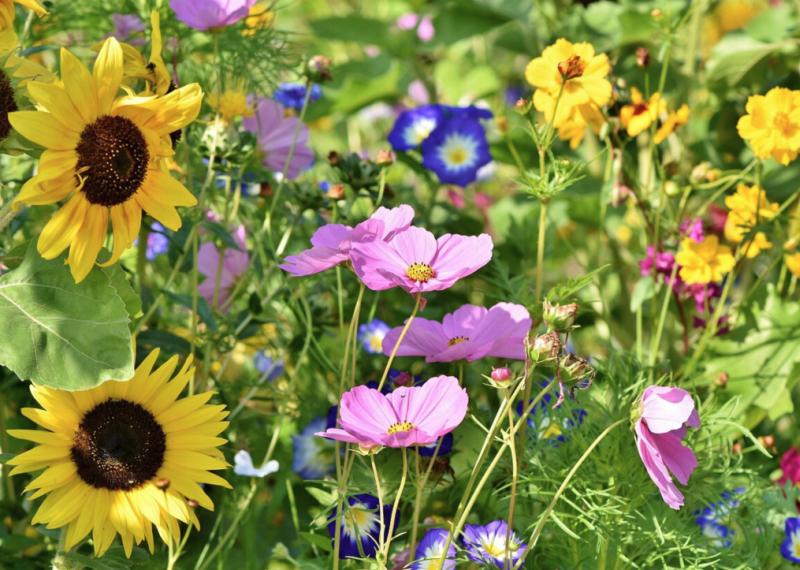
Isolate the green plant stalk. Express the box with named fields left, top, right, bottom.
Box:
left=374, top=168, right=386, bottom=214
left=409, top=437, right=444, bottom=560
left=377, top=293, right=421, bottom=391
left=534, top=200, right=548, bottom=305
left=512, top=418, right=627, bottom=569
left=503, top=387, right=519, bottom=570
left=649, top=261, right=680, bottom=367
left=194, top=480, right=258, bottom=570
left=371, top=455, right=386, bottom=554
left=0, top=394, right=14, bottom=500
left=382, top=448, right=408, bottom=559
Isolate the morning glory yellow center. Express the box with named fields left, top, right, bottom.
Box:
left=387, top=421, right=415, bottom=435
left=406, top=263, right=435, bottom=282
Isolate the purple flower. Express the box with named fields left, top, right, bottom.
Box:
left=463, top=521, right=527, bottom=568
left=639, top=245, right=682, bottom=291
left=388, top=105, right=445, bottom=151
left=146, top=222, right=169, bottom=261
left=781, top=517, right=800, bottom=563
left=107, top=14, right=146, bottom=44
left=170, top=0, right=257, bottom=31
left=253, top=351, right=284, bottom=379
left=684, top=282, right=722, bottom=314
left=358, top=318, right=391, bottom=354
left=681, top=217, right=705, bottom=242
left=411, top=528, right=456, bottom=569
left=292, top=407, right=337, bottom=479
left=273, top=83, right=322, bottom=110
left=328, top=494, right=395, bottom=559
left=243, top=97, right=315, bottom=180
left=695, top=488, right=743, bottom=548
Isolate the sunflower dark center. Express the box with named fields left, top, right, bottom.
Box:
left=76, top=115, right=149, bottom=207
left=71, top=399, right=166, bottom=491
left=0, top=69, right=17, bottom=142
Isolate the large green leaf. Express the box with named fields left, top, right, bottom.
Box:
left=0, top=239, right=134, bottom=390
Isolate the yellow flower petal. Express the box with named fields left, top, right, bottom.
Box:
left=93, top=37, right=124, bottom=117
left=8, top=111, right=81, bottom=150
left=37, top=193, right=89, bottom=259
left=67, top=204, right=108, bottom=283
left=60, top=48, right=98, bottom=125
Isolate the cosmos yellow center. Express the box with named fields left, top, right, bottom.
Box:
left=0, top=69, right=16, bottom=142
left=387, top=421, right=415, bottom=435
left=774, top=112, right=795, bottom=137
left=448, top=336, right=469, bottom=347
left=557, top=55, right=587, bottom=80
left=448, top=147, right=468, bottom=165
left=406, top=263, right=435, bottom=282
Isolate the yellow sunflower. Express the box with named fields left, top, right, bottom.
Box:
left=7, top=349, right=231, bottom=557
left=8, top=37, right=202, bottom=282
left=525, top=38, right=612, bottom=128
left=0, top=0, right=47, bottom=31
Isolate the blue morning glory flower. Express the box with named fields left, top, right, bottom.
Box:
left=421, top=117, right=492, bottom=187
left=463, top=521, right=527, bottom=568
left=695, top=488, right=744, bottom=548
left=328, top=493, right=395, bottom=559
left=273, top=82, right=322, bottom=110
left=417, top=433, right=453, bottom=457
left=411, top=528, right=456, bottom=570
left=146, top=222, right=169, bottom=261
left=782, top=517, right=800, bottom=563
left=253, top=351, right=284, bottom=380
left=291, top=406, right=337, bottom=479
left=440, top=104, right=493, bottom=120
left=515, top=381, right=585, bottom=445
left=387, top=105, right=445, bottom=151
left=358, top=318, right=391, bottom=354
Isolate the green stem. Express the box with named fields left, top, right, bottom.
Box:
left=534, top=200, right=548, bottom=303
left=382, top=448, right=408, bottom=559
left=503, top=388, right=519, bottom=570
left=377, top=293, right=421, bottom=391
left=194, top=480, right=258, bottom=570
left=0, top=394, right=14, bottom=500
left=371, top=455, right=386, bottom=554
left=409, top=437, right=443, bottom=561
left=512, top=419, right=627, bottom=569
left=649, top=261, right=680, bottom=367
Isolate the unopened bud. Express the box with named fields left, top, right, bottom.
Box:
left=305, top=55, right=332, bottom=83
left=636, top=47, right=651, bottom=68
left=527, top=331, right=561, bottom=365
left=714, top=372, right=729, bottom=389
left=187, top=499, right=199, bottom=509
left=762, top=435, right=775, bottom=448
left=543, top=300, right=578, bottom=333
left=706, top=169, right=721, bottom=183
left=558, top=353, right=594, bottom=390
left=732, top=442, right=742, bottom=454
left=327, top=150, right=341, bottom=165
left=375, top=149, right=394, bottom=166
left=495, top=116, right=509, bottom=133
left=328, top=183, right=346, bottom=199
left=690, top=162, right=711, bottom=185
left=515, top=98, right=531, bottom=114
left=490, top=367, right=513, bottom=383
left=651, top=8, right=662, bottom=19
left=155, top=478, right=170, bottom=490
left=259, top=181, right=272, bottom=197
left=663, top=180, right=681, bottom=197
left=392, top=371, right=413, bottom=387
left=355, top=442, right=383, bottom=456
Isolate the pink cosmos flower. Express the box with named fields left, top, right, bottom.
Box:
left=170, top=0, right=257, bottom=31
left=382, top=303, right=530, bottom=362
left=106, top=14, right=147, bottom=44
left=396, top=13, right=435, bottom=42
left=198, top=224, right=250, bottom=310
left=243, top=97, right=315, bottom=180
left=349, top=226, right=493, bottom=295
left=780, top=447, right=800, bottom=486
left=316, top=375, right=468, bottom=448
left=633, top=386, right=700, bottom=510
left=280, top=205, right=414, bottom=276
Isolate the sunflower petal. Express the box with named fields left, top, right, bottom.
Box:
left=8, top=111, right=81, bottom=150
left=26, top=82, right=85, bottom=132
left=60, top=48, right=98, bottom=125
left=67, top=204, right=108, bottom=283
left=37, top=193, right=89, bottom=260
left=94, top=37, right=124, bottom=117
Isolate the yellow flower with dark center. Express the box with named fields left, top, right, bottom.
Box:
left=619, top=88, right=665, bottom=138
left=675, top=235, right=735, bottom=285
left=525, top=38, right=612, bottom=128
left=654, top=104, right=690, bottom=144
left=7, top=349, right=231, bottom=557
left=0, top=0, right=46, bottom=31
left=8, top=38, right=202, bottom=282
left=737, top=87, right=800, bottom=166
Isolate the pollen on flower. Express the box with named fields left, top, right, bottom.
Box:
left=557, top=55, right=587, bottom=80
left=386, top=421, right=415, bottom=434
left=448, top=147, right=467, bottom=164
left=406, top=262, right=435, bottom=282
left=447, top=336, right=469, bottom=347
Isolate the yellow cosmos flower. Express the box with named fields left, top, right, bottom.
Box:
left=7, top=349, right=231, bottom=557
left=675, top=235, right=736, bottom=285
left=737, top=87, right=800, bottom=166
left=785, top=252, right=800, bottom=279
left=243, top=3, right=275, bottom=36
left=556, top=102, right=605, bottom=149
left=207, top=79, right=254, bottom=123
left=654, top=104, right=690, bottom=144
left=8, top=38, right=202, bottom=282
left=0, top=0, right=47, bottom=31
left=525, top=38, right=612, bottom=128
left=619, top=88, right=665, bottom=138
left=724, top=183, right=777, bottom=240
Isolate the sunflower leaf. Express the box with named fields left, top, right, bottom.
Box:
left=0, top=237, right=135, bottom=390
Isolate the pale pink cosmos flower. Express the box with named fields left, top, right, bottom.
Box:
left=633, top=386, right=700, bottom=510
left=316, top=375, right=468, bottom=448
left=382, top=303, right=530, bottom=362
left=243, top=97, right=315, bottom=180
left=106, top=14, right=147, bottom=44
left=170, top=0, right=257, bottom=31
left=280, top=205, right=414, bottom=276
left=198, top=224, right=250, bottom=310
left=349, top=226, right=493, bottom=295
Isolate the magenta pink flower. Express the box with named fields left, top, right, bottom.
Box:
left=280, top=205, right=414, bottom=276
left=780, top=447, right=800, bottom=486
left=349, top=226, right=493, bottom=294
left=170, top=0, right=256, bottom=31
left=198, top=224, right=250, bottom=310
left=243, top=97, right=315, bottom=180
left=316, top=375, right=468, bottom=448
left=633, top=386, right=700, bottom=510
left=382, top=303, right=530, bottom=362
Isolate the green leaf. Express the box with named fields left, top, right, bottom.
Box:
left=308, top=17, right=390, bottom=46
left=102, top=265, right=142, bottom=320
left=431, top=2, right=512, bottom=45
left=60, top=551, right=129, bottom=570
left=630, top=276, right=658, bottom=313
left=299, top=532, right=333, bottom=553
left=200, top=221, right=242, bottom=251
left=163, top=291, right=219, bottom=332
left=0, top=453, right=14, bottom=463
left=305, top=486, right=335, bottom=507
left=0, top=534, right=37, bottom=553
left=0, top=240, right=31, bottom=270
left=705, top=35, right=779, bottom=89
left=104, top=546, right=150, bottom=566
left=331, top=62, right=403, bottom=114
left=745, top=5, right=796, bottom=43
left=0, top=237, right=134, bottom=390
left=547, top=265, right=610, bottom=303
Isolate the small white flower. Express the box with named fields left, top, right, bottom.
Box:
left=234, top=450, right=279, bottom=478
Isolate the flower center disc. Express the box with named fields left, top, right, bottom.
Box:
left=76, top=115, right=150, bottom=207
left=0, top=69, right=17, bottom=142
left=557, top=55, right=587, bottom=80
left=774, top=112, right=796, bottom=137
left=386, top=421, right=415, bottom=435
left=447, top=336, right=469, bottom=347
left=406, top=263, right=435, bottom=282
left=71, top=399, right=166, bottom=491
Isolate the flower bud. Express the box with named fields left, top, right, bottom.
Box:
left=663, top=180, right=681, bottom=197
left=636, top=47, right=651, bottom=68
left=732, top=442, right=742, bottom=454
left=527, top=331, right=561, bottom=364
left=690, top=162, right=711, bottom=185
left=155, top=478, right=170, bottom=490
left=328, top=183, right=346, bottom=199
left=327, top=150, right=341, bottom=165
left=543, top=300, right=578, bottom=333
left=305, top=55, right=332, bottom=83
left=784, top=237, right=798, bottom=252
left=714, top=372, right=729, bottom=389
left=355, top=441, right=384, bottom=456
left=515, top=98, right=531, bottom=114
left=558, top=353, right=594, bottom=389
left=375, top=149, right=394, bottom=166
left=651, top=8, right=662, bottom=19
left=392, top=371, right=413, bottom=387
left=490, top=367, right=513, bottom=383
left=762, top=435, right=775, bottom=448
left=706, top=169, right=721, bottom=183
left=187, top=499, right=199, bottom=509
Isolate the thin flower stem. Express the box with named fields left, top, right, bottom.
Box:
left=18, top=8, right=35, bottom=50
left=512, top=419, right=627, bottom=570
left=374, top=168, right=387, bottom=213
left=409, top=437, right=444, bottom=560
left=377, top=293, right=421, bottom=391
left=534, top=200, right=548, bottom=304
left=194, top=480, right=258, bottom=570
left=370, top=455, right=386, bottom=553
left=649, top=261, right=680, bottom=368
left=382, top=447, right=408, bottom=559
left=503, top=387, right=519, bottom=570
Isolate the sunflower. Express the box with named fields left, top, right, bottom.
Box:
left=8, top=37, right=202, bottom=282
left=0, top=0, right=47, bottom=31
left=7, top=349, right=231, bottom=557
